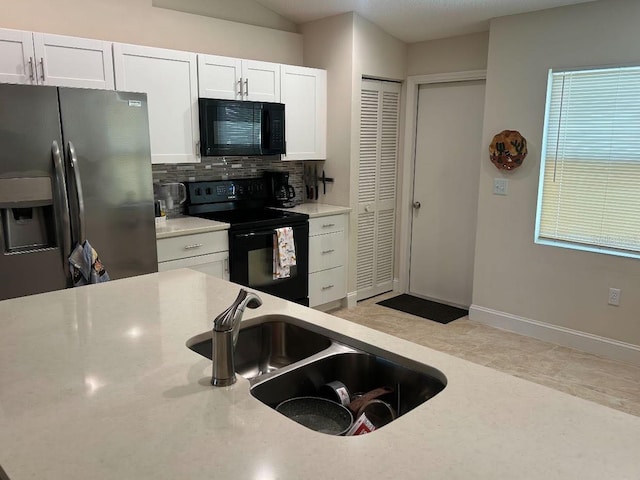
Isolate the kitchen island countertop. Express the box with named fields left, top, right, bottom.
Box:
left=1, top=270, right=639, bottom=479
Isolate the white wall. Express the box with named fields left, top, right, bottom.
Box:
left=0, top=0, right=303, bottom=64
left=301, top=13, right=355, bottom=208
left=303, top=13, right=407, bottom=297
left=407, top=32, right=489, bottom=76
left=472, top=0, right=640, bottom=347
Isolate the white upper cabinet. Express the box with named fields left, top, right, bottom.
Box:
left=114, top=44, right=200, bottom=164
left=197, top=54, right=242, bottom=100
left=242, top=60, right=280, bottom=102
left=0, top=28, right=113, bottom=89
left=33, top=33, right=114, bottom=89
left=281, top=65, right=327, bottom=161
left=198, top=54, right=280, bottom=102
left=0, top=28, right=35, bottom=85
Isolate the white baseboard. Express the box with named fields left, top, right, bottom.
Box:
left=469, top=305, right=640, bottom=367
left=346, top=291, right=357, bottom=309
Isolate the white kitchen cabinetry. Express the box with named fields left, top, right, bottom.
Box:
left=308, top=214, right=347, bottom=308
left=157, top=230, right=229, bottom=280
left=0, top=28, right=113, bottom=89
left=198, top=54, right=280, bottom=102
left=114, top=44, right=199, bottom=164
left=281, top=65, right=327, bottom=161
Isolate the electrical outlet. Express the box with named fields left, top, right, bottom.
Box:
left=493, top=178, right=508, bottom=195
left=608, top=288, right=621, bottom=306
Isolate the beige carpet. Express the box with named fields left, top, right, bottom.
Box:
left=331, top=293, right=640, bottom=418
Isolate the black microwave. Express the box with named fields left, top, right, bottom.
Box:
left=198, top=99, right=286, bottom=157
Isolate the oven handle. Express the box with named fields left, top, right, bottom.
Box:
left=234, top=230, right=277, bottom=239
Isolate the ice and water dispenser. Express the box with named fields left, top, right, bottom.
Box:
left=0, top=177, right=57, bottom=253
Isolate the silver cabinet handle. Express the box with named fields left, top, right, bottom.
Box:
left=321, top=249, right=335, bottom=254
left=184, top=243, right=203, bottom=250
left=52, top=141, right=72, bottom=279
left=39, top=57, right=45, bottom=81
left=244, top=78, right=248, bottom=97
left=238, top=79, right=243, bottom=97
left=321, top=285, right=335, bottom=291
left=322, top=223, right=336, bottom=228
left=28, top=57, right=35, bottom=81
left=224, top=257, right=229, bottom=274
left=68, top=141, right=85, bottom=244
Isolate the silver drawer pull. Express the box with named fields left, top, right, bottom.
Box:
left=321, top=249, right=335, bottom=254
left=322, top=223, right=336, bottom=228
left=321, top=285, right=334, bottom=291
left=184, top=243, right=203, bottom=250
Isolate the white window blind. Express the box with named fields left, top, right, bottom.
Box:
left=536, top=65, right=640, bottom=257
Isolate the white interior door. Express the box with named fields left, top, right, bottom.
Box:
left=409, top=80, right=485, bottom=307
left=357, top=79, right=401, bottom=301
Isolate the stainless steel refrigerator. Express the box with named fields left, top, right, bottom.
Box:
left=0, top=84, right=158, bottom=301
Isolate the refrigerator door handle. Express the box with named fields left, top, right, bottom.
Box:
left=52, top=141, right=72, bottom=278
left=67, top=141, right=86, bottom=244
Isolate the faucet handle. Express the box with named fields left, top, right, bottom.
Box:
left=212, top=289, right=262, bottom=333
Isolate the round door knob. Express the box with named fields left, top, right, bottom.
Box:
left=413, top=201, right=421, bottom=209
left=364, top=205, right=371, bottom=212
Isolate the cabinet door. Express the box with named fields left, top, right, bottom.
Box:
left=198, top=54, right=242, bottom=100
left=114, top=44, right=199, bottom=164
left=158, top=252, right=230, bottom=281
left=0, top=28, right=35, bottom=85
left=32, top=33, right=114, bottom=89
left=242, top=60, right=280, bottom=102
left=281, top=65, right=327, bottom=160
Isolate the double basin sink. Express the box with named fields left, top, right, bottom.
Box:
left=187, top=315, right=447, bottom=434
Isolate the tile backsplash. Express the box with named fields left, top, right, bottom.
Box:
left=152, top=157, right=304, bottom=216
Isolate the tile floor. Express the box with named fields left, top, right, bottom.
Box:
left=331, top=293, right=640, bottom=417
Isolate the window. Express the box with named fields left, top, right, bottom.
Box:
left=535, top=65, right=640, bottom=258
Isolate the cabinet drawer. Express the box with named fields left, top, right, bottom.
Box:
left=309, top=214, right=345, bottom=236
left=309, top=266, right=346, bottom=307
left=309, top=231, right=345, bottom=273
left=157, top=231, right=228, bottom=262
left=158, top=251, right=229, bottom=280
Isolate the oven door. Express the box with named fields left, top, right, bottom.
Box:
left=229, top=222, right=309, bottom=304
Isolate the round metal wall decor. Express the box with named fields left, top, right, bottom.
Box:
left=489, top=130, right=528, bottom=171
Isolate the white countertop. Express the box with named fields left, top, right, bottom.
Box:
left=1, top=270, right=639, bottom=479
left=155, top=215, right=229, bottom=239
left=276, top=203, right=351, bottom=218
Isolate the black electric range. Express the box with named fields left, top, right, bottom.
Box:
left=185, top=179, right=309, bottom=305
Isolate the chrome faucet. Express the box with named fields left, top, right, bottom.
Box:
left=211, top=288, right=262, bottom=386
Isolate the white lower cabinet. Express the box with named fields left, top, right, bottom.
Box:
left=308, top=214, right=347, bottom=308
left=157, top=230, right=229, bottom=281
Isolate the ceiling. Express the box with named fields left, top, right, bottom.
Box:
left=252, top=0, right=597, bottom=43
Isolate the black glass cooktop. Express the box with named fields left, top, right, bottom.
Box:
left=194, top=207, right=308, bottom=231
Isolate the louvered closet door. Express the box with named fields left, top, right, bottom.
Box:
left=357, top=79, right=401, bottom=301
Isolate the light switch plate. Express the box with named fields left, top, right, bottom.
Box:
left=493, top=178, right=508, bottom=195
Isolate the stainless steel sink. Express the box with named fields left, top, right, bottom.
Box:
left=251, top=351, right=446, bottom=420
left=186, top=319, right=332, bottom=379
left=187, top=315, right=447, bottom=434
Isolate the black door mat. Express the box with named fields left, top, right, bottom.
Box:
left=377, top=294, right=468, bottom=324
